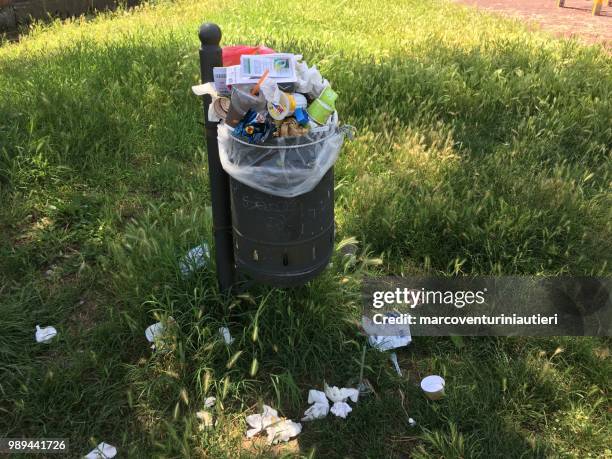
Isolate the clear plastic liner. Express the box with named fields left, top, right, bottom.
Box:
left=218, top=118, right=351, bottom=198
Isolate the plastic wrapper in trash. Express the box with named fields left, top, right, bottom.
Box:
left=218, top=118, right=350, bottom=198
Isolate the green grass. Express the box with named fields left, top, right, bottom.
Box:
left=1, top=0, right=611, bottom=457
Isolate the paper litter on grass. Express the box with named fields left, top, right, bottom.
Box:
left=35, top=325, right=57, bottom=343
left=324, top=383, right=359, bottom=419
left=218, top=327, right=234, bottom=345
left=179, top=243, right=210, bottom=276
left=330, top=401, right=352, bottom=418
left=362, top=313, right=411, bottom=375
left=145, top=317, right=175, bottom=351
left=301, top=389, right=329, bottom=421
left=204, top=396, right=216, bottom=408
left=323, top=383, right=359, bottom=403
left=246, top=405, right=301, bottom=444
left=84, top=442, right=116, bottom=459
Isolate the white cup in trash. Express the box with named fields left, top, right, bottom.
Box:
left=421, top=375, right=445, bottom=400
left=225, top=85, right=266, bottom=127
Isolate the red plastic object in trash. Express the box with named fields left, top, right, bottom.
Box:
left=222, top=45, right=276, bottom=66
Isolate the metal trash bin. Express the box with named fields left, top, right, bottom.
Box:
left=229, top=169, right=334, bottom=286
left=198, top=22, right=345, bottom=291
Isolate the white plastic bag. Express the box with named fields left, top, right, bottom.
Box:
left=217, top=120, right=349, bottom=198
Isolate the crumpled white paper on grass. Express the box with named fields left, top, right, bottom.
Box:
left=35, top=325, right=57, bottom=343
left=301, top=389, right=329, bottom=421
left=145, top=316, right=176, bottom=352
left=246, top=405, right=302, bottom=444
left=218, top=327, right=234, bottom=345
left=179, top=244, right=210, bottom=277
left=362, top=313, right=412, bottom=375
left=84, top=442, right=117, bottom=459
left=324, top=383, right=359, bottom=419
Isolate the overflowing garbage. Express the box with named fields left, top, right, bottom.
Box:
left=193, top=50, right=352, bottom=198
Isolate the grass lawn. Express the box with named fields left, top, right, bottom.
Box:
left=1, top=0, right=611, bottom=457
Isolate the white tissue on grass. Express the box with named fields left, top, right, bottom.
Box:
left=145, top=322, right=164, bottom=350
left=179, top=244, right=210, bottom=276
left=145, top=322, right=164, bottom=343
left=246, top=405, right=301, bottom=444
left=145, top=317, right=175, bottom=351
left=324, top=383, right=359, bottom=403
left=266, top=419, right=302, bottom=444
left=204, top=396, right=216, bottom=408
left=84, top=442, right=117, bottom=459
left=246, top=405, right=279, bottom=438
left=218, top=327, right=234, bottom=345
left=330, top=402, right=352, bottom=418
left=35, top=325, right=57, bottom=343
left=301, top=390, right=329, bottom=421
left=323, top=383, right=359, bottom=419
left=408, top=417, right=417, bottom=427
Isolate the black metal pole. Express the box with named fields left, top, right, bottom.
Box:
left=198, top=23, right=235, bottom=293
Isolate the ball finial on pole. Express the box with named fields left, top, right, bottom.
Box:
left=199, top=22, right=221, bottom=46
